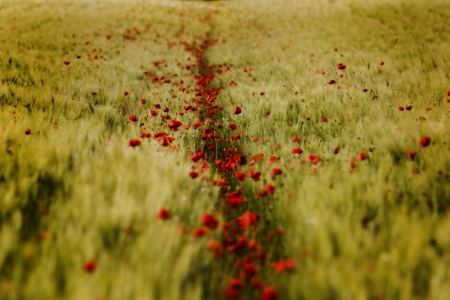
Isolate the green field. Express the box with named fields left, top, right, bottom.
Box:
left=1, top=0, right=450, bottom=299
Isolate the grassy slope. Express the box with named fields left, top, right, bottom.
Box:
left=1, top=0, right=450, bottom=299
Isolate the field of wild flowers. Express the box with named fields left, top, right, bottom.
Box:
left=1, top=0, right=450, bottom=299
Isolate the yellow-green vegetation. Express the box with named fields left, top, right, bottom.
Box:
left=1, top=0, right=450, bottom=299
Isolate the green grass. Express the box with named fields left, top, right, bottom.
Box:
left=1, top=0, right=450, bottom=299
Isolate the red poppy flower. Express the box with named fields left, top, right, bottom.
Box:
left=207, top=239, right=223, bottom=258
left=124, top=91, right=129, bottom=96
left=265, top=183, right=276, bottom=195
left=163, top=107, right=169, bottom=113
left=273, top=259, right=296, bottom=273
left=337, top=63, right=346, bottom=70
left=233, top=106, right=242, bottom=115
left=244, top=262, right=256, bottom=278
left=140, top=98, right=146, bottom=104
left=140, top=132, right=151, bottom=138
left=189, top=171, right=199, bottom=178
left=261, top=286, right=278, bottom=300
left=308, top=154, right=320, bottom=164
left=157, top=208, right=171, bottom=220
left=190, top=151, right=205, bottom=162
left=292, top=147, right=303, bottom=155
left=150, top=110, right=158, bottom=116
left=447, top=91, right=450, bottom=96
left=419, top=136, right=431, bottom=147
left=269, top=156, right=278, bottom=163
left=306, top=116, right=311, bottom=121
left=128, top=139, right=141, bottom=147
left=249, top=170, right=262, bottom=182
left=380, top=62, right=385, bottom=65
left=407, top=151, right=416, bottom=160
left=202, top=214, right=219, bottom=230
left=83, top=259, right=96, bottom=273
left=328, top=79, right=336, bottom=84
left=292, top=136, right=300, bottom=143
left=235, top=171, right=246, bottom=182
left=168, top=119, right=182, bottom=130
left=333, top=147, right=341, bottom=154
left=63, top=60, right=70, bottom=65
left=229, top=123, right=237, bottom=130
left=398, top=106, right=404, bottom=111
left=270, top=168, right=282, bottom=177
left=226, top=191, right=244, bottom=206
left=25, top=128, right=32, bottom=135
left=359, top=152, right=367, bottom=160
left=238, top=211, right=260, bottom=228
left=248, top=239, right=258, bottom=250
left=192, top=227, right=208, bottom=238
left=154, top=104, right=161, bottom=109
left=405, top=105, right=412, bottom=111
left=320, top=116, right=328, bottom=122
left=129, top=114, right=137, bottom=122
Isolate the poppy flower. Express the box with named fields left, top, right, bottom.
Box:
left=269, top=156, right=278, bottom=163
left=265, top=183, right=276, bottom=195
left=380, top=62, right=384, bottom=65
left=244, top=262, right=256, bottom=278
left=337, top=63, right=346, bottom=70
left=292, top=147, right=303, bottom=155
left=359, top=152, right=367, bottom=160
left=308, top=154, right=320, bottom=164
left=233, top=106, right=242, bottom=115
left=235, top=171, right=246, bottom=182
left=189, top=171, right=199, bottom=178
left=157, top=208, right=171, bottom=220
left=190, top=151, right=205, bottom=162
left=320, top=116, right=328, bottom=122
left=202, top=214, right=219, bottom=230
left=25, top=128, right=32, bottom=135
left=83, top=259, right=97, bottom=273
left=261, top=286, right=278, bottom=300
left=128, top=139, right=141, bottom=147
left=140, top=98, right=146, bottom=104
left=419, top=136, right=431, bottom=147
left=192, top=227, right=208, bottom=238
left=333, top=147, right=341, bottom=154
left=226, top=191, right=244, bottom=206
left=407, top=151, right=416, bottom=160
left=270, top=168, right=282, bottom=177
left=292, top=136, right=300, bottom=143
left=168, top=119, right=182, bottom=130
left=129, top=114, right=137, bottom=122
left=154, top=104, right=161, bottom=109
left=273, top=259, right=296, bottom=273
left=447, top=91, right=450, bottom=96
left=150, top=110, right=158, bottom=116
left=398, top=106, right=404, bottom=111
left=328, top=79, right=336, bottom=84
left=405, top=105, right=412, bottom=111
left=140, top=132, right=151, bottom=138
left=229, top=123, right=237, bottom=130
left=249, top=170, right=262, bottom=182
left=248, top=239, right=258, bottom=250
left=238, top=211, right=260, bottom=228
left=124, top=91, right=129, bottom=96
left=306, top=116, right=311, bottom=121
left=63, top=60, right=70, bottom=65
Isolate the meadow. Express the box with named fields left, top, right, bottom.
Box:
left=1, top=0, right=450, bottom=299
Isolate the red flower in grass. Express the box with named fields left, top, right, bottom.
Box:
left=157, top=208, right=171, bottom=220
left=124, top=91, right=129, bottom=96
left=320, top=116, right=328, bottom=122
left=419, top=136, right=431, bottom=147
left=229, top=123, right=237, bottom=130
left=292, top=147, right=303, bottom=155
left=447, top=91, right=450, bottom=96
left=261, top=286, right=278, bottom=300
left=405, top=105, right=413, bottom=111
left=359, top=152, right=367, bottom=160
left=192, top=227, right=208, bottom=238
left=273, top=258, right=296, bottom=273
left=128, top=139, right=141, bottom=147
left=150, top=110, right=158, bottom=116
left=140, top=98, right=146, bottom=104
left=238, top=211, right=260, bottom=228
left=190, top=151, right=205, bottom=162
left=333, top=147, right=341, bottom=154
left=244, top=262, right=257, bottom=278
left=398, top=106, right=404, bottom=111
left=328, top=79, right=336, bottom=84
left=140, top=132, right=151, bottom=138
left=265, top=183, right=276, bottom=195
left=235, top=171, right=246, bottom=182
left=63, top=60, right=70, bottom=65
left=249, top=170, right=262, bottom=182
left=270, top=168, right=282, bottom=178
left=129, top=114, right=137, bottom=122
left=25, top=128, right=32, bottom=135
left=202, top=214, right=219, bottom=230
left=83, top=259, right=96, bottom=273
left=227, top=191, right=244, bottom=206
left=308, top=154, right=320, bottom=164
left=292, top=135, right=300, bottom=143
left=407, top=151, right=416, bottom=160
left=207, top=239, right=223, bottom=258
left=233, top=106, right=242, bottom=115
left=168, top=119, right=182, bottom=130
left=189, top=171, right=199, bottom=178
left=337, top=63, right=346, bottom=70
